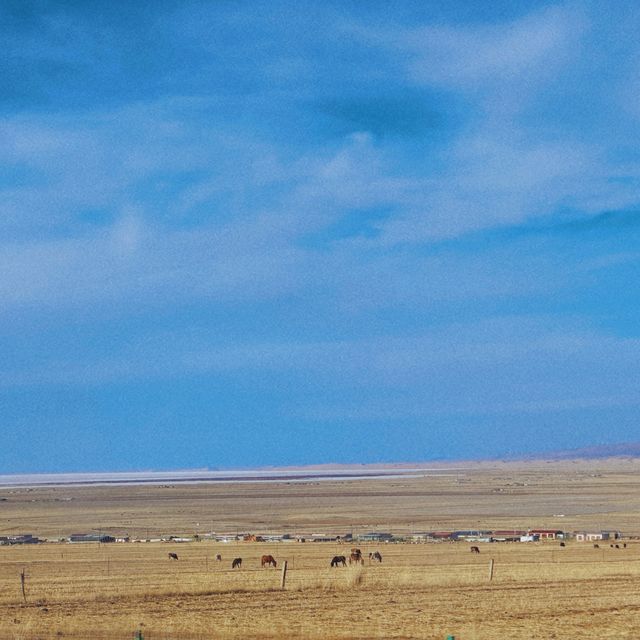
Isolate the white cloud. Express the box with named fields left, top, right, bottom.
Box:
left=353, top=5, right=640, bottom=244
left=405, top=5, right=584, bottom=100
left=336, top=4, right=640, bottom=245
left=0, top=216, right=305, bottom=313
left=376, top=130, right=616, bottom=243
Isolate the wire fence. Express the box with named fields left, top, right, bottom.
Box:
left=0, top=634, right=210, bottom=640
left=0, top=632, right=224, bottom=640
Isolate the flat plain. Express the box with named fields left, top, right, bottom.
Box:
left=2, top=458, right=640, bottom=639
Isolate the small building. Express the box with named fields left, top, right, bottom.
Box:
left=309, top=535, right=338, bottom=543
left=574, top=531, right=621, bottom=542
left=492, top=530, right=527, bottom=542
left=452, top=530, right=493, bottom=541
left=0, top=535, right=41, bottom=545
left=262, top=535, right=286, bottom=543
left=408, top=532, right=431, bottom=542
left=575, top=531, right=606, bottom=542
left=69, top=534, right=115, bottom=543
left=529, top=529, right=565, bottom=540
left=430, top=531, right=455, bottom=541
left=356, top=532, right=395, bottom=543
left=169, top=537, right=195, bottom=543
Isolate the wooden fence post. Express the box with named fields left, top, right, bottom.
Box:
left=280, top=560, right=288, bottom=590
left=20, top=568, right=27, bottom=604
left=488, top=558, right=494, bottom=582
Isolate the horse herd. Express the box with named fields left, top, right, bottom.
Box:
left=167, top=548, right=382, bottom=568
left=330, top=549, right=382, bottom=566
left=168, top=542, right=627, bottom=568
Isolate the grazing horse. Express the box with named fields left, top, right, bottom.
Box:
left=349, top=551, right=363, bottom=565
left=470, top=546, right=480, bottom=554
left=261, top=554, right=277, bottom=568
left=330, top=555, right=347, bottom=567
left=215, top=554, right=222, bottom=562
left=168, top=552, right=179, bottom=560
left=370, top=551, right=382, bottom=563
left=594, top=544, right=600, bottom=549
left=559, top=542, right=566, bottom=547
left=231, top=557, right=242, bottom=569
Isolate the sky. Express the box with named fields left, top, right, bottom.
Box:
left=2, top=1, right=640, bottom=473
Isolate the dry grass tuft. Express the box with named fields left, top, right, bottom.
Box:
left=344, top=565, right=364, bottom=588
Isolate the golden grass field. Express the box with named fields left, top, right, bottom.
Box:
left=2, top=458, right=640, bottom=638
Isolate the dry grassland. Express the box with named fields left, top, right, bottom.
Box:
left=2, top=541, right=640, bottom=639
left=2, top=458, right=640, bottom=638
left=4, top=458, right=640, bottom=538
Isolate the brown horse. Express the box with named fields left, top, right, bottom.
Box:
left=349, top=550, right=363, bottom=565
left=330, top=555, right=347, bottom=567
left=231, top=557, right=242, bottom=569
left=215, top=554, right=222, bottom=562
left=261, top=554, right=277, bottom=568
left=168, top=552, right=179, bottom=560
left=470, top=546, right=480, bottom=554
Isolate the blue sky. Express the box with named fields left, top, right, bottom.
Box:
left=2, top=1, right=640, bottom=472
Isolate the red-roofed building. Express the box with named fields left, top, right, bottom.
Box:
left=492, top=530, right=527, bottom=541
left=430, top=532, right=454, bottom=540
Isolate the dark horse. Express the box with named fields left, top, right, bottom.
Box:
left=215, top=554, right=222, bottom=562
left=330, top=555, right=347, bottom=567
left=470, top=546, right=480, bottom=554
left=261, top=554, right=277, bottom=568
left=231, top=557, right=242, bottom=569
left=369, top=551, right=382, bottom=563
left=168, top=552, right=179, bottom=560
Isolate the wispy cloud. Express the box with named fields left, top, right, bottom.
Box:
left=3, top=1, right=640, bottom=470
left=405, top=5, right=584, bottom=97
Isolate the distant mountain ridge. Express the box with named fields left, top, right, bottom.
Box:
left=525, top=442, right=640, bottom=460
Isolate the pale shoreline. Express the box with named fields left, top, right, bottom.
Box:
left=3, top=455, right=639, bottom=488
left=0, top=465, right=467, bottom=488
